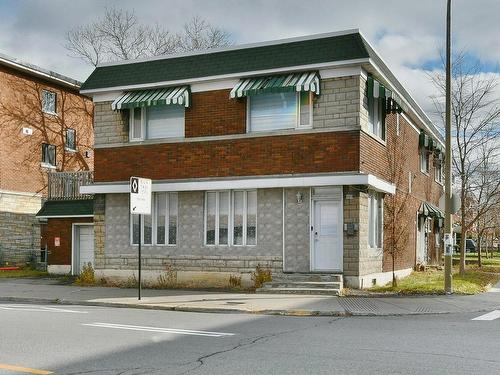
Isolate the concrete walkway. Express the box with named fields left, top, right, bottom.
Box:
left=0, top=278, right=499, bottom=316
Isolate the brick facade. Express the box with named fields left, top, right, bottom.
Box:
left=94, top=130, right=360, bottom=182
left=41, top=217, right=93, bottom=265
left=185, top=89, right=246, bottom=137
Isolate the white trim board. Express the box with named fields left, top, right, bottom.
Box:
left=80, top=173, right=396, bottom=195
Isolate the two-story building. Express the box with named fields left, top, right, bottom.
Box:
left=0, top=53, right=93, bottom=266
left=80, top=30, right=444, bottom=291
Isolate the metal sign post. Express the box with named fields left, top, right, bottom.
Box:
left=130, top=176, right=152, bottom=301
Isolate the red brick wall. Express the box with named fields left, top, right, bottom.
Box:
left=94, top=130, right=360, bottom=182
left=41, top=217, right=93, bottom=265
left=185, top=89, right=246, bottom=137
left=360, top=113, right=443, bottom=271
left=0, top=64, right=94, bottom=196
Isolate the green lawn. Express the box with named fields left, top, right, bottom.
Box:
left=372, top=265, right=500, bottom=295
left=0, top=269, right=49, bottom=278
left=453, top=252, right=500, bottom=268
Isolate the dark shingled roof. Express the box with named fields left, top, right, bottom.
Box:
left=36, top=199, right=94, bottom=218
left=80, top=32, right=370, bottom=91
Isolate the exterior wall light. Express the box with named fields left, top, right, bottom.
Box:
left=296, top=191, right=303, bottom=204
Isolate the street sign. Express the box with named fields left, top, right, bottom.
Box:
left=130, top=177, right=152, bottom=215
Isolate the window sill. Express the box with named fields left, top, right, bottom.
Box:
left=42, top=110, right=58, bottom=117
left=420, top=170, right=430, bottom=176
left=65, top=147, right=77, bottom=153
left=40, top=163, right=56, bottom=169
left=363, top=129, right=386, bottom=147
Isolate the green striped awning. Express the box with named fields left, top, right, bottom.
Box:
left=230, top=72, right=320, bottom=99
left=419, top=202, right=444, bottom=219
left=111, top=86, right=190, bottom=110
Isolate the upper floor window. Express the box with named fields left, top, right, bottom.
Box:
left=435, top=160, right=444, bottom=184
left=248, top=91, right=312, bottom=133
left=42, top=90, right=57, bottom=114
left=41, top=143, right=56, bottom=168
left=131, top=192, right=178, bottom=246
left=368, top=191, right=383, bottom=249
left=420, top=149, right=430, bottom=174
left=368, top=94, right=385, bottom=140
left=205, top=190, right=257, bottom=246
left=65, top=128, right=76, bottom=151
left=129, top=105, right=185, bottom=141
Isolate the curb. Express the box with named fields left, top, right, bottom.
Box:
left=0, top=296, right=498, bottom=317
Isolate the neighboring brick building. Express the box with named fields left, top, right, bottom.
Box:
left=0, top=53, right=94, bottom=266
left=80, top=30, right=444, bottom=290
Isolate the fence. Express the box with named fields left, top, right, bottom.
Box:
left=47, top=171, right=93, bottom=200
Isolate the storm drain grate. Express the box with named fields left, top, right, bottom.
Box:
left=414, top=306, right=434, bottom=313
left=339, top=298, right=379, bottom=313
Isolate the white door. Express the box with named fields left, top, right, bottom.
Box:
left=76, top=225, right=94, bottom=274
left=416, top=217, right=427, bottom=264
left=312, top=200, right=342, bottom=271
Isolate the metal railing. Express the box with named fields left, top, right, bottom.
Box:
left=47, top=171, right=93, bottom=200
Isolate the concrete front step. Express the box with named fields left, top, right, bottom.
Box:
left=256, top=287, right=341, bottom=296
left=257, top=273, right=343, bottom=296
left=274, top=273, right=343, bottom=283
left=261, top=281, right=342, bottom=290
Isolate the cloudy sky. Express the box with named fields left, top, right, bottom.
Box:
left=1, top=0, right=499, bottom=125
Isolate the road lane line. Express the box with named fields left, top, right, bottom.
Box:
left=0, top=305, right=87, bottom=314
left=472, top=310, right=500, bottom=321
left=83, top=322, right=235, bottom=337
left=0, top=363, right=52, bottom=374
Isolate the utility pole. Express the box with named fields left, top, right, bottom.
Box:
left=444, top=0, right=453, bottom=294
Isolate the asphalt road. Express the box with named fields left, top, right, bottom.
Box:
left=0, top=303, right=499, bottom=375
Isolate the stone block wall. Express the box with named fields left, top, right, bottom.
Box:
left=99, top=189, right=284, bottom=274
left=313, top=76, right=362, bottom=130
left=283, top=188, right=310, bottom=272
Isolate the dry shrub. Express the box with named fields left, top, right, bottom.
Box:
left=229, top=274, right=242, bottom=288
left=75, top=262, right=95, bottom=285
left=252, top=265, right=272, bottom=289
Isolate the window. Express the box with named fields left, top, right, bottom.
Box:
left=131, top=192, right=178, bottom=246
left=420, top=149, right=430, bottom=174
left=205, top=190, right=257, bottom=246
left=129, top=106, right=185, bottom=141
left=396, top=113, right=400, bottom=136
left=65, top=129, right=76, bottom=151
left=248, top=91, right=312, bottom=132
left=435, top=161, right=444, bottom=184
left=41, top=143, right=56, bottom=167
left=368, top=94, right=385, bottom=140
left=368, top=192, right=383, bottom=249
left=42, top=90, right=57, bottom=114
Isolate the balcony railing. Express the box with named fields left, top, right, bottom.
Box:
left=47, top=171, right=94, bottom=200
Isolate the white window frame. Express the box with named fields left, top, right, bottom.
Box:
left=246, top=91, right=313, bottom=133
left=204, top=190, right=257, bottom=247
left=41, top=143, right=56, bottom=169
left=368, top=191, right=384, bottom=249
left=129, top=106, right=185, bottom=142
left=396, top=113, right=400, bottom=136
left=434, top=160, right=444, bottom=184
left=130, top=192, right=178, bottom=246
left=129, top=107, right=146, bottom=141
left=420, top=149, right=430, bottom=174
left=65, top=128, right=77, bottom=152
left=368, top=95, right=386, bottom=141
left=42, top=90, right=57, bottom=115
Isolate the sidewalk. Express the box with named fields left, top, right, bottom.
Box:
left=0, top=278, right=499, bottom=316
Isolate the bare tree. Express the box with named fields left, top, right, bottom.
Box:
left=384, top=116, right=412, bottom=286
left=429, top=52, right=500, bottom=276
left=65, top=8, right=232, bottom=66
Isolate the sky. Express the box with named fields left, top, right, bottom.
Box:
left=1, top=0, right=499, bottom=127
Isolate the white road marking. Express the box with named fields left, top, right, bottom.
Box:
left=472, top=310, right=500, bottom=321
left=83, top=322, right=235, bottom=337
left=0, top=304, right=87, bottom=314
